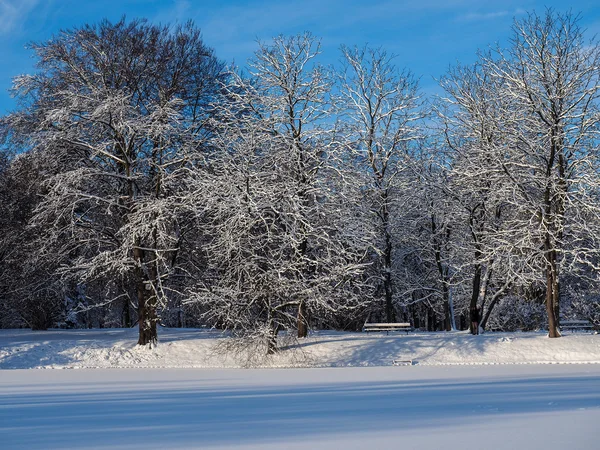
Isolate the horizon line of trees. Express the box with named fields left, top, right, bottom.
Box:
left=1, top=9, right=599, bottom=352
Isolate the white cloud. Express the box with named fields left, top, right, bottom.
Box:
left=153, top=0, right=192, bottom=25
left=462, top=11, right=509, bottom=21
left=459, top=8, right=526, bottom=22
left=0, top=0, right=38, bottom=35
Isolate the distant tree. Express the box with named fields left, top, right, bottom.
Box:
left=337, top=46, right=423, bottom=323
left=438, top=61, right=516, bottom=334
left=0, top=149, right=67, bottom=329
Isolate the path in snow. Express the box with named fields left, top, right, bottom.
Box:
left=1, top=365, right=599, bottom=449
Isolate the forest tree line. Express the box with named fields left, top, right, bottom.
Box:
left=1, top=10, right=599, bottom=351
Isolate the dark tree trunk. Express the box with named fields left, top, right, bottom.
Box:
left=470, top=305, right=480, bottom=335
left=137, top=284, right=158, bottom=346
left=267, top=318, right=281, bottom=355
left=267, top=334, right=278, bottom=355
left=432, top=214, right=451, bottom=331
left=469, top=261, right=482, bottom=334
left=297, top=234, right=309, bottom=338
left=30, top=305, right=50, bottom=331
left=468, top=207, right=485, bottom=335
left=545, top=243, right=561, bottom=338
left=384, top=232, right=395, bottom=323
left=134, top=247, right=158, bottom=347
left=122, top=297, right=131, bottom=328
left=297, top=300, right=308, bottom=338
left=553, top=254, right=561, bottom=329
left=546, top=279, right=560, bottom=338
left=123, top=160, right=160, bottom=346
left=427, top=307, right=435, bottom=331
left=381, top=190, right=395, bottom=324
left=543, top=128, right=561, bottom=338
left=481, top=298, right=499, bottom=331
left=442, top=292, right=451, bottom=331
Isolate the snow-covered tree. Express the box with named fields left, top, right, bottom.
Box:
left=438, top=10, right=600, bottom=337
left=184, top=35, right=369, bottom=353
left=485, top=10, right=600, bottom=337
left=2, top=10, right=599, bottom=342
left=250, top=34, right=341, bottom=338
left=337, top=46, right=423, bottom=323
left=438, top=61, right=517, bottom=333
left=4, top=19, right=224, bottom=345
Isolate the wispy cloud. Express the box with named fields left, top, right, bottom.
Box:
left=0, top=0, right=39, bottom=35
left=153, top=0, right=192, bottom=25
left=459, top=8, right=526, bottom=22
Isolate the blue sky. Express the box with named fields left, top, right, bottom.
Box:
left=1, top=0, right=599, bottom=114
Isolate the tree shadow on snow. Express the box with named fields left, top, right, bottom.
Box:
left=1, top=371, right=599, bottom=448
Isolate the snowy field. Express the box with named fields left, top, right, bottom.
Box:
left=1, top=365, right=599, bottom=449
left=1, top=330, right=600, bottom=449
left=1, top=327, right=599, bottom=369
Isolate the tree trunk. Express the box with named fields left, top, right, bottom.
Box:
left=546, top=278, right=560, bottom=338
left=267, top=333, right=278, bottom=355
left=384, top=233, right=395, bottom=323
left=136, top=283, right=158, bottom=346
left=296, top=231, right=309, bottom=338
left=134, top=247, right=158, bottom=347
left=267, top=318, right=281, bottom=355
left=297, top=300, right=308, bottom=338
left=543, top=128, right=561, bottom=338
left=427, top=308, right=433, bottom=331
left=438, top=266, right=451, bottom=332
left=469, top=262, right=482, bottom=334
left=382, top=193, right=395, bottom=324
left=480, top=278, right=512, bottom=331
left=122, top=297, right=131, bottom=328
left=448, top=285, right=456, bottom=330
left=478, top=266, right=493, bottom=317
left=553, top=252, right=560, bottom=329
left=432, top=214, right=451, bottom=331
left=481, top=297, right=499, bottom=331
left=545, top=235, right=561, bottom=338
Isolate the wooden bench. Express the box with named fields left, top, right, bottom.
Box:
left=363, top=322, right=413, bottom=335
left=560, top=319, right=595, bottom=332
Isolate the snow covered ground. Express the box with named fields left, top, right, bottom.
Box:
left=1, top=329, right=600, bottom=449
left=1, top=365, right=599, bottom=449
left=1, top=327, right=599, bottom=369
